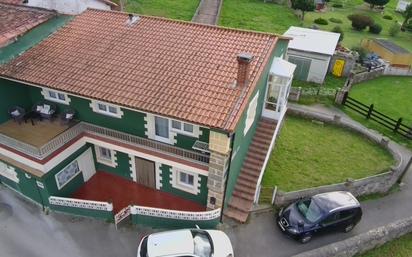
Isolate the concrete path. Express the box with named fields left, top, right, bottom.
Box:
left=192, top=0, right=221, bottom=25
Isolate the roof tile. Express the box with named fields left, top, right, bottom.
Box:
left=0, top=9, right=278, bottom=131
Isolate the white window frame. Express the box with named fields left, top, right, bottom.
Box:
left=55, top=160, right=81, bottom=190
left=41, top=88, right=71, bottom=105
left=244, top=91, right=259, bottom=135
left=0, top=161, right=19, bottom=183
left=90, top=100, right=124, bottom=118
left=95, top=145, right=117, bottom=167
left=170, top=119, right=197, bottom=137
left=171, top=168, right=199, bottom=195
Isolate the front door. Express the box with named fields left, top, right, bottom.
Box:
left=135, top=157, right=156, bottom=189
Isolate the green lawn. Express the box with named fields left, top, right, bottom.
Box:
left=357, top=232, right=412, bottom=257
left=262, top=116, right=394, bottom=192
left=349, top=76, right=412, bottom=124
left=124, top=0, right=199, bottom=21
left=219, top=0, right=412, bottom=52
left=303, top=0, right=412, bottom=51
left=342, top=76, right=412, bottom=150
left=219, top=0, right=300, bottom=33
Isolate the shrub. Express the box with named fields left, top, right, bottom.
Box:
left=329, top=17, right=343, bottom=23
left=314, top=17, right=328, bottom=25
left=382, top=14, right=393, bottom=20
left=352, top=46, right=367, bottom=61
left=369, top=23, right=382, bottom=34
left=389, top=23, right=400, bottom=36
left=347, top=14, right=374, bottom=31
left=331, top=26, right=344, bottom=42
left=332, top=3, right=343, bottom=8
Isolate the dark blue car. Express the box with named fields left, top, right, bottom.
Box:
left=277, top=191, right=362, bottom=243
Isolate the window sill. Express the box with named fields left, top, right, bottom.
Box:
left=96, top=158, right=116, bottom=168
left=173, top=182, right=197, bottom=195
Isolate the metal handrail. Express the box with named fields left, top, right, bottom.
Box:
left=0, top=121, right=210, bottom=164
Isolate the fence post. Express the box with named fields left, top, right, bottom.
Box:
left=367, top=104, right=374, bottom=119
left=342, top=91, right=348, bottom=105
left=394, top=118, right=403, bottom=133
left=271, top=186, right=278, bottom=205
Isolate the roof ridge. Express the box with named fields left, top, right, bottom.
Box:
left=85, top=8, right=291, bottom=40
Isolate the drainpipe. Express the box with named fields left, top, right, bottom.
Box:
left=220, top=132, right=235, bottom=222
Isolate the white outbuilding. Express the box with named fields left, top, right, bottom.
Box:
left=283, top=26, right=340, bottom=84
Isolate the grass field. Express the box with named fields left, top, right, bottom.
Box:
left=303, top=0, right=412, bottom=51
left=261, top=116, right=394, bottom=192
left=219, top=0, right=412, bottom=51
left=343, top=76, right=412, bottom=150
left=349, top=76, right=412, bottom=124
left=124, top=0, right=199, bottom=21
left=219, top=0, right=300, bottom=33
left=357, top=232, right=412, bottom=257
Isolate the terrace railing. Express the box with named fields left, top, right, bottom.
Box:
left=0, top=121, right=210, bottom=165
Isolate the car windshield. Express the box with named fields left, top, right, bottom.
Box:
left=297, top=198, right=322, bottom=223
left=192, top=231, right=213, bottom=257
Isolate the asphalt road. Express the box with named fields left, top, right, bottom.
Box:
left=1, top=163, right=411, bottom=257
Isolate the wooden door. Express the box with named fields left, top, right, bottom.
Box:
left=135, top=157, right=156, bottom=189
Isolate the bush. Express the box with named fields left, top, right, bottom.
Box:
left=369, top=23, right=382, bottom=34
left=382, top=15, right=393, bottom=20
left=347, top=14, right=374, bottom=31
left=329, top=17, right=343, bottom=23
left=331, top=26, right=344, bottom=42
left=352, top=46, right=368, bottom=61
left=332, top=3, right=343, bottom=7
left=314, top=17, right=328, bottom=25
left=389, top=23, right=400, bottom=36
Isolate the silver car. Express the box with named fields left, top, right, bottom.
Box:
left=137, top=228, right=234, bottom=257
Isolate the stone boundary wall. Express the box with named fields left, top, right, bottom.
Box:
left=351, top=67, right=385, bottom=84
left=293, top=216, right=412, bottom=257
left=273, top=107, right=405, bottom=207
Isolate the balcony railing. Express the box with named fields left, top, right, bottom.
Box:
left=0, top=121, right=210, bottom=165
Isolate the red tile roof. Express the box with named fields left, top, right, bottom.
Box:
left=0, top=9, right=279, bottom=131
left=0, top=3, right=55, bottom=47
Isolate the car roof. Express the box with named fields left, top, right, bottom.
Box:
left=312, top=191, right=360, bottom=213
left=147, top=230, right=194, bottom=257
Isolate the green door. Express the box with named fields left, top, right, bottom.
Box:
left=19, top=173, right=43, bottom=204
left=288, top=55, right=311, bottom=81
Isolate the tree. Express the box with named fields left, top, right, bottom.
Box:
left=401, top=4, right=412, bottom=30
left=363, top=0, right=390, bottom=9
left=347, top=14, right=374, bottom=31
left=291, top=0, right=315, bottom=21
left=331, top=26, right=344, bottom=42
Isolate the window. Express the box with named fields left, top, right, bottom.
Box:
left=171, top=168, right=198, bottom=194
left=55, top=160, right=80, bottom=189
left=171, top=119, right=196, bottom=136
left=0, top=161, right=19, bottom=183
left=172, top=120, right=181, bottom=130
left=155, top=116, right=170, bottom=142
left=183, top=123, right=194, bottom=133
left=95, top=146, right=117, bottom=167
left=179, top=172, right=194, bottom=186
left=244, top=91, right=259, bottom=135
left=42, top=88, right=70, bottom=105
left=91, top=100, right=123, bottom=118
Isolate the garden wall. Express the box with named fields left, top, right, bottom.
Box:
left=272, top=106, right=406, bottom=207
left=293, top=215, right=412, bottom=257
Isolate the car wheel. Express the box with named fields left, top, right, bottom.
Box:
left=300, top=234, right=312, bottom=244
left=344, top=223, right=354, bottom=233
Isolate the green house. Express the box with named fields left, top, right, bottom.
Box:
left=0, top=8, right=296, bottom=226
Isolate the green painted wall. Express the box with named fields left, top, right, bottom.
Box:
left=159, top=164, right=208, bottom=206
left=0, top=166, right=42, bottom=204
left=91, top=147, right=132, bottom=180
left=174, top=127, right=210, bottom=150
left=224, top=41, right=288, bottom=206
left=0, top=79, right=32, bottom=123
left=131, top=214, right=219, bottom=229
left=40, top=144, right=92, bottom=205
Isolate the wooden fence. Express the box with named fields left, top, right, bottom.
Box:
left=342, top=92, right=412, bottom=139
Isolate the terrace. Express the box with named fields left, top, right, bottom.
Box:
left=0, top=118, right=210, bottom=165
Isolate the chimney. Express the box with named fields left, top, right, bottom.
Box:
left=236, top=53, right=254, bottom=88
